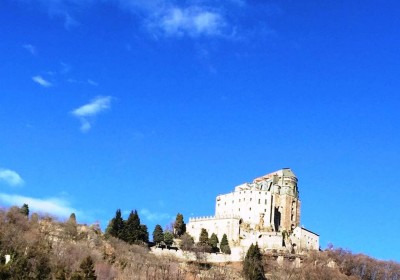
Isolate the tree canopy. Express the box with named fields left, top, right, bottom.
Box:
left=173, top=213, right=186, bottom=237
left=164, top=231, right=174, bottom=247
left=209, top=233, right=219, bottom=253
left=243, top=243, right=265, bottom=280
left=220, top=234, right=231, bottom=255
left=153, top=225, right=164, bottom=245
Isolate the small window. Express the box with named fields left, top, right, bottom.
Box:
left=264, top=209, right=266, bottom=212
left=250, top=198, right=252, bottom=201
left=265, top=199, right=267, bottom=204
left=239, top=208, right=240, bottom=211
left=258, top=199, right=260, bottom=204
left=249, top=207, right=251, bottom=211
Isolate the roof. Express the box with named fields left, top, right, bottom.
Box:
left=253, top=168, right=297, bottom=183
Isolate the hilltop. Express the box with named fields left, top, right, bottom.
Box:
left=0, top=206, right=399, bottom=279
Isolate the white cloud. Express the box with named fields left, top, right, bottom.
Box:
left=0, top=193, right=79, bottom=218
left=72, top=96, right=111, bottom=117
left=87, top=79, right=99, bottom=86
left=140, top=208, right=172, bottom=222
left=22, top=44, right=37, bottom=55
left=0, top=169, right=24, bottom=186
left=71, top=96, right=112, bottom=132
left=158, top=7, right=225, bottom=37
left=32, top=75, right=52, bottom=87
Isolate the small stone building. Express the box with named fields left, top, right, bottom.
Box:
left=187, top=168, right=319, bottom=253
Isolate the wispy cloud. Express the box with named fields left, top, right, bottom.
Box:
left=20, top=0, right=278, bottom=41
left=156, top=7, right=226, bottom=37
left=0, top=193, right=79, bottom=218
left=71, top=96, right=112, bottom=132
left=0, top=169, right=24, bottom=186
left=22, top=44, right=37, bottom=55
left=87, top=79, right=99, bottom=86
left=140, top=208, right=172, bottom=223
left=32, top=75, right=52, bottom=87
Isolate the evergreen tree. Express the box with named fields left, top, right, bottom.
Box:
left=105, top=209, right=124, bottom=239
left=68, top=213, right=77, bottom=224
left=79, top=256, right=97, bottom=280
left=163, top=231, right=174, bottom=248
left=153, top=224, right=164, bottom=246
left=72, top=255, right=97, bottom=280
left=198, top=228, right=212, bottom=253
left=173, top=213, right=186, bottom=237
left=199, top=228, right=209, bottom=245
left=140, top=224, right=149, bottom=243
left=122, top=210, right=141, bottom=243
left=220, top=234, right=231, bottom=255
left=20, top=203, right=29, bottom=217
left=243, top=243, right=265, bottom=280
left=209, top=233, right=219, bottom=253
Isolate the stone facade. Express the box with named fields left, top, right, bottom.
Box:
left=187, top=168, right=319, bottom=253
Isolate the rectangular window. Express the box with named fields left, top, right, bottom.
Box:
left=265, top=199, right=267, bottom=205
left=258, top=199, right=260, bottom=204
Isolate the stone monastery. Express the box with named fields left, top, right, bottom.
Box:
left=187, top=168, right=319, bottom=253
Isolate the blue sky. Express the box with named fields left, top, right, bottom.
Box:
left=1, top=0, right=400, bottom=261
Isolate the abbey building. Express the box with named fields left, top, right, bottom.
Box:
left=187, top=168, right=319, bottom=253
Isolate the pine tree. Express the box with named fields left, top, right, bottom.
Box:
left=68, top=213, right=77, bottom=224
left=153, top=224, right=164, bottom=246
left=140, top=224, right=149, bottom=243
left=163, top=231, right=174, bottom=248
left=243, top=243, right=265, bottom=280
left=72, top=255, right=97, bottom=280
left=173, top=213, right=186, bottom=237
left=220, top=234, right=231, bottom=254
left=20, top=203, right=29, bottom=217
left=209, top=233, right=219, bottom=253
left=122, top=210, right=141, bottom=243
left=105, top=209, right=124, bottom=239
left=199, top=228, right=209, bottom=245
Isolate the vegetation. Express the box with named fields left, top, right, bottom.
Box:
left=173, top=213, right=186, bottom=237
left=243, top=243, right=265, bottom=280
left=20, top=203, right=29, bottom=217
left=163, top=231, right=174, bottom=248
left=106, top=209, right=148, bottom=244
left=220, top=233, right=231, bottom=254
left=199, top=228, right=209, bottom=245
left=180, top=232, right=195, bottom=251
left=152, top=224, right=164, bottom=246
left=71, top=256, right=96, bottom=280
left=209, top=233, right=219, bottom=253
left=0, top=205, right=399, bottom=280
left=105, top=209, right=124, bottom=239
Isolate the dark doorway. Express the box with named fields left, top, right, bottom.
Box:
left=274, top=207, right=281, bottom=232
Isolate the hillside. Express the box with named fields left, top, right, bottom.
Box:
left=0, top=206, right=399, bottom=280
